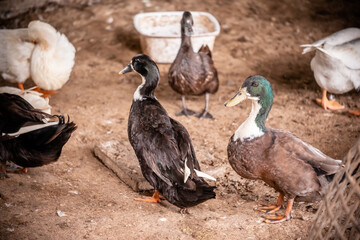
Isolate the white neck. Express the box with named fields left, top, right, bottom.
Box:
left=133, top=75, right=146, bottom=101
left=233, top=100, right=264, bottom=141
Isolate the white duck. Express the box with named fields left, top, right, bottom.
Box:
left=0, top=86, right=51, bottom=114
left=0, top=28, right=34, bottom=90
left=0, top=20, right=76, bottom=97
left=301, top=28, right=360, bottom=115
left=28, top=20, right=76, bottom=96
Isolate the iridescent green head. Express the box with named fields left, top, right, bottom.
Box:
left=225, top=75, right=274, bottom=132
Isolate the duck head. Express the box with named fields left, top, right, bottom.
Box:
left=119, top=54, right=160, bottom=101
left=181, top=11, right=194, bottom=37
left=225, top=76, right=273, bottom=138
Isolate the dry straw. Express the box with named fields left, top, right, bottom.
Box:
left=308, top=138, right=360, bottom=240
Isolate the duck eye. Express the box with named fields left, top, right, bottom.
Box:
left=251, top=82, right=259, bottom=87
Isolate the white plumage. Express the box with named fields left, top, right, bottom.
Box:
left=301, top=28, right=360, bottom=112
left=0, top=20, right=76, bottom=93
left=0, top=28, right=34, bottom=86
left=28, top=21, right=76, bottom=91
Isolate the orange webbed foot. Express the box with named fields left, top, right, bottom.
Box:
left=34, top=87, right=57, bottom=98
left=135, top=190, right=162, bottom=203
left=348, top=109, right=360, bottom=116
left=264, top=212, right=291, bottom=224
left=316, top=89, right=344, bottom=111
left=256, top=203, right=282, bottom=214
left=263, top=198, right=294, bottom=224
left=256, top=194, right=284, bottom=214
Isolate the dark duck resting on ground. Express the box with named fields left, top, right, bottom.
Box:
left=224, top=76, right=343, bottom=223
left=0, top=93, right=77, bottom=178
left=168, top=11, right=219, bottom=119
left=119, top=54, right=216, bottom=210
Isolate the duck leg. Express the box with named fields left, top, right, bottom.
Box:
left=264, top=198, right=294, bottom=223
left=256, top=193, right=284, bottom=213
left=0, top=162, right=27, bottom=179
left=135, top=190, right=162, bottom=203
left=316, top=89, right=344, bottom=110
left=17, top=83, right=25, bottom=91
left=348, top=109, right=360, bottom=116
left=6, top=164, right=28, bottom=174
left=176, top=95, right=196, bottom=117
left=196, top=93, right=214, bottom=119
left=34, top=87, right=57, bottom=98
left=0, top=163, right=8, bottom=179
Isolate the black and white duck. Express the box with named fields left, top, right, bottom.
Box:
left=168, top=11, right=219, bottom=119
left=224, top=75, right=343, bottom=223
left=119, top=54, right=216, bottom=210
left=0, top=93, right=77, bottom=178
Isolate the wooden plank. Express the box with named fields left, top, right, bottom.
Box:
left=94, top=140, right=152, bottom=192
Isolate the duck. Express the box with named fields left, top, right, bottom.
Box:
left=0, top=93, right=77, bottom=178
left=0, top=86, right=51, bottom=114
left=301, top=28, right=360, bottom=115
left=0, top=20, right=76, bottom=97
left=0, top=26, right=34, bottom=90
left=224, top=75, right=343, bottom=223
left=168, top=11, right=219, bottom=119
left=28, top=20, right=76, bottom=96
left=119, top=54, right=216, bottom=210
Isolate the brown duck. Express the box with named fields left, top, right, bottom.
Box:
left=224, top=75, right=343, bottom=223
left=168, top=11, right=219, bottom=119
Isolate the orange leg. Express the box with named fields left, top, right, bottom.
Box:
left=135, top=190, right=162, bottom=203
left=34, top=87, right=57, bottom=98
left=256, top=193, right=284, bottom=213
left=17, top=83, right=25, bottom=91
left=264, top=198, right=294, bottom=223
left=316, top=89, right=344, bottom=111
left=1, top=163, right=28, bottom=179
left=6, top=164, right=28, bottom=174
left=348, top=109, right=360, bottom=116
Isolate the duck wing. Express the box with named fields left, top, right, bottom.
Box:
left=273, top=129, right=342, bottom=176
left=198, top=44, right=212, bottom=58
left=129, top=101, right=186, bottom=187
left=321, top=38, right=360, bottom=70
left=170, top=118, right=201, bottom=175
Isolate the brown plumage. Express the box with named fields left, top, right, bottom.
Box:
left=228, top=129, right=341, bottom=203
left=168, top=11, right=219, bottom=119
left=225, top=75, right=343, bottom=223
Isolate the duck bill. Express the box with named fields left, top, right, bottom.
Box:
left=119, top=64, right=132, bottom=75
left=224, top=88, right=247, bottom=107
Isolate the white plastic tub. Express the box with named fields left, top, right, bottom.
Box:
left=134, top=11, right=220, bottom=63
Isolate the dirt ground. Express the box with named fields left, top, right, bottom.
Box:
left=1, top=0, right=359, bottom=239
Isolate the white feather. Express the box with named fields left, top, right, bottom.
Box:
left=233, top=100, right=264, bottom=141
left=183, top=157, right=191, bottom=183
left=3, top=121, right=58, bottom=137
left=194, top=169, right=216, bottom=181
left=133, top=75, right=146, bottom=101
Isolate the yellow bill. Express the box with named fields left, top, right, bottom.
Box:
left=224, top=88, right=247, bottom=107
